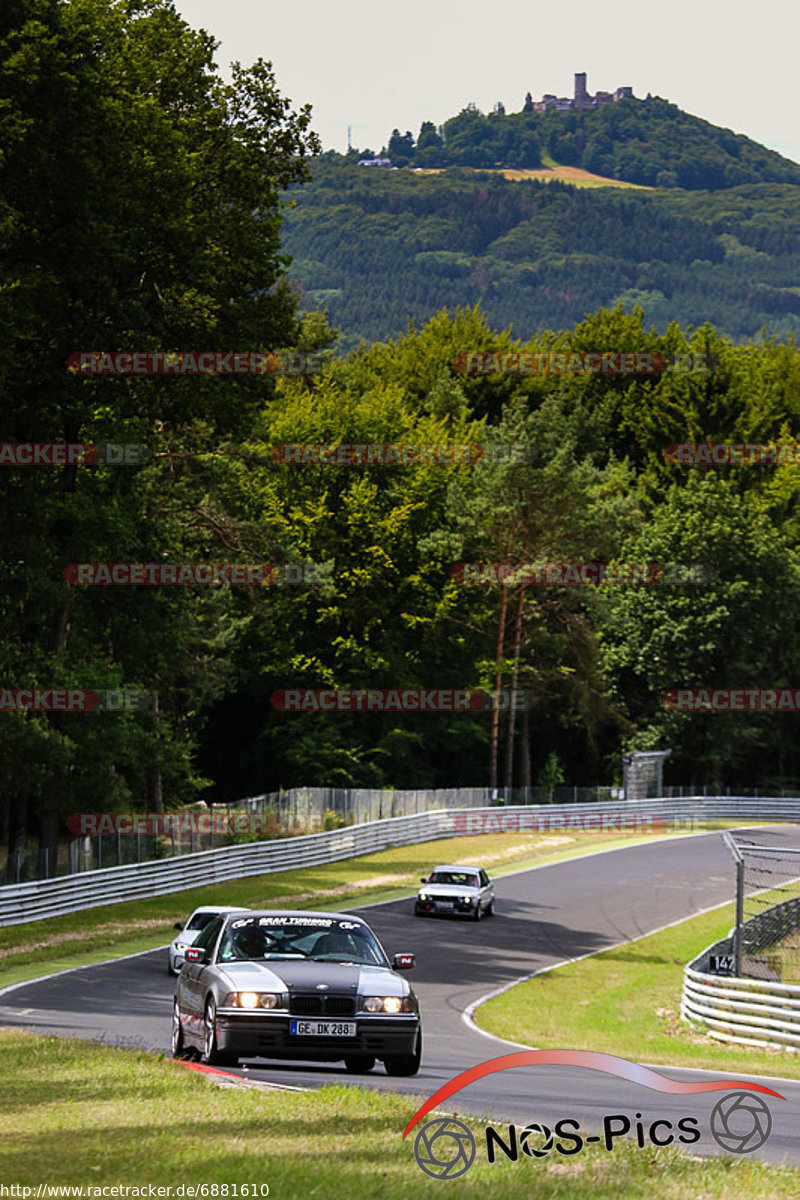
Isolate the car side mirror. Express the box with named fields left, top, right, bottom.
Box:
left=173, top=922, right=184, bottom=931
left=393, top=953, right=415, bottom=970
left=185, top=946, right=207, bottom=964
left=420, top=878, right=427, bottom=884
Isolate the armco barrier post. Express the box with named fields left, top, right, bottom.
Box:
left=734, top=856, right=745, bottom=977
left=723, top=831, right=745, bottom=977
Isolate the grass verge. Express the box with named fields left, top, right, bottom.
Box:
left=1, top=1029, right=798, bottom=1195
left=475, top=902, right=800, bottom=1080
left=0, top=828, right=709, bottom=988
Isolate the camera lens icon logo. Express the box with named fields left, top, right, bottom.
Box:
left=519, top=1122, right=554, bottom=1157
left=710, top=1092, right=772, bottom=1154
left=413, top=1117, right=476, bottom=1180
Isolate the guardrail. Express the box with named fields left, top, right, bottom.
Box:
left=681, top=922, right=800, bottom=1050
left=4, top=795, right=800, bottom=927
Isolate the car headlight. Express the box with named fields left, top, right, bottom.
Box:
left=175, top=943, right=189, bottom=952
left=461, top=896, right=473, bottom=904
left=419, top=892, right=429, bottom=901
left=223, top=991, right=281, bottom=1009
left=363, top=996, right=412, bottom=1013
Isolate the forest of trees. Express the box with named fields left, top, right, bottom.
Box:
left=284, top=163, right=800, bottom=349
left=3, top=0, right=800, bottom=859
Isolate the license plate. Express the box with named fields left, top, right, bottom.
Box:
left=290, top=1020, right=356, bottom=1037
left=435, top=900, right=453, bottom=907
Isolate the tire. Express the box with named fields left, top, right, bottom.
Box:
left=384, top=1030, right=421, bottom=1077
left=201, top=998, right=237, bottom=1067
left=414, top=906, right=426, bottom=917
left=344, top=1055, right=376, bottom=1073
left=486, top=899, right=495, bottom=917
left=171, top=1000, right=187, bottom=1058
left=473, top=900, right=483, bottom=921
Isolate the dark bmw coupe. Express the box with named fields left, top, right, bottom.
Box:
left=171, top=909, right=421, bottom=1075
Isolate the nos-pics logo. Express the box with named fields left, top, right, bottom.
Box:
left=404, top=1050, right=783, bottom=1180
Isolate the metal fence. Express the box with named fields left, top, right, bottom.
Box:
left=723, top=831, right=800, bottom=983
left=4, top=795, right=800, bottom=927
left=6, top=781, right=800, bottom=886
left=5, top=784, right=626, bottom=884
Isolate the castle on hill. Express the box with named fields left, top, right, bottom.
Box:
left=525, top=73, right=633, bottom=113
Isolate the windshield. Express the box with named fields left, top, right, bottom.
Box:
left=428, top=871, right=479, bottom=887
left=217, top=916, right=387, bottom=966
left=186, top=910, right=223, bottom=932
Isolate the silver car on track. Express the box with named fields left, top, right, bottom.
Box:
left=171, top=909, right=421, bottom=1075
left=415, top=863, right=495, bottom=919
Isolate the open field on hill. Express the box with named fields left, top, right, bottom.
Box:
left=411, top=165, right=650, bottom=188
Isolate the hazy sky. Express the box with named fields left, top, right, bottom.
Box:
left=174, top=0, right=800, bottom=164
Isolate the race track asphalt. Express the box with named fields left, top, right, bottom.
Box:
left=3, top=827, right=800, bottom=1167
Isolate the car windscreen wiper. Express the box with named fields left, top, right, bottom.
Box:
left=307, top=956, right=362, bottom=964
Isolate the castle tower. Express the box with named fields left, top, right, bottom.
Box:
left=574, top=72, right=588, bottom=101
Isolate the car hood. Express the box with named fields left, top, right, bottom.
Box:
left=218, top=959, right=408, bottom=996
left=419, top=883, right=478, bottom=897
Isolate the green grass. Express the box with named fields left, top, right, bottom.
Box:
left=0, top=827, right=713, bottom=989
left=475, top=902, right=800, bottom=1080
left=1, top=1030, right=798, bottom=1195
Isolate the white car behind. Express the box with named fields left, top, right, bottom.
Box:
left=415, top=864, right=494, bottom=920
left=167, top=905, right=250, bottom=974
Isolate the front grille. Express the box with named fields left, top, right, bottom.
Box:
left=326, top=996, right=356, bottom=1016
left=289, top=994, right=356, bottom=1017
left=291, top=996, right=322, bottom=1016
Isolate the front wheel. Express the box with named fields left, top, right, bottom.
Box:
left=171, top=1000, right=187, bottom=1058
left=344, top=1055, right=375, bottom=1073
left=201, top=998, right=237, bottom=1067
left=384, top=1031, right=421, bottom=1077
left=473, top=901, right=483, bottom=922
left=486, top=899, right=495, bottom=917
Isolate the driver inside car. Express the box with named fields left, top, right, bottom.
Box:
left=222, top=925, right=268, bottom=961
left=313, top=929, right=357, bottom=959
